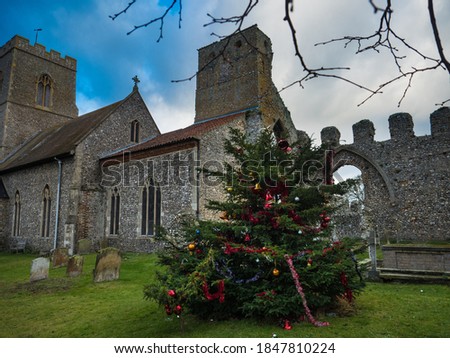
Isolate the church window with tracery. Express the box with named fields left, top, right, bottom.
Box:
left=141, top=179, right=161, bottom=236
left=36, top=74, right=52, bottom=107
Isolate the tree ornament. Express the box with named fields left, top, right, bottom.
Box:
left=167, top=290, right=176, bottom=298
left=220, top=212, right=229, bottom=221
left=227, top=187, right=233, bottom=193
left=307, top=258, right=313, bottom=267
left=165, top=304, right=172, bottom=315
left=244, top=233, right=251, bottom=242
left=173, top=305, right=183, bottom=315
left=188, top=243, right=196, bottom=251
left=294, top=196, right=300, bottom=202
left=283, top=319, right=292, bottom=330
left=254, top=183, right=262, bottom=191
left=272, top=268, right=280, bottom=277
left=196, top=229, right=201, bottom=235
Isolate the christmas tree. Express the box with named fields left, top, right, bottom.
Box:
left=144, top=128, right=364, bottom=327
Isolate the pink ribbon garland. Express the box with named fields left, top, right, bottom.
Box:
left=284, top=254, right=330, bottom=327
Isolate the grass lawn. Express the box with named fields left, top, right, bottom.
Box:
left=0, top=252, right=449, bottom=338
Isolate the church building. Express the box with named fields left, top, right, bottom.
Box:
left=0, top=25, right=299, bottom=254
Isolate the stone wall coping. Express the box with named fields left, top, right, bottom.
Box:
left=382, top=244, right=450, bottom=252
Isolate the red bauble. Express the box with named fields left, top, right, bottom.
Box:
left=283, top=320, right=292, bottom=330
left=167, top=290, right=176, bottom=297
left=174, top=305, right=183, bottom=315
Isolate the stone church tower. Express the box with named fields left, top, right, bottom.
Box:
left=195, top=25, right=297, bottom=143
left=0, top=36, right=78, bottom=160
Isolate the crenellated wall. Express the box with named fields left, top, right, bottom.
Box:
left=321, top=107, right=450, bottom=242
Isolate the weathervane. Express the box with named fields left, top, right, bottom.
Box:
left=132, top=75, right=140, bottom=90
left=34, top=28, right=42, bottom=45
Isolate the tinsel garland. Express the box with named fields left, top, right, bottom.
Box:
left=202, top=280, right=225, bottom=303
left=215, top=260, right=262, bottom=284
left=284, top=254, right=330, bottom=327
left=224, top=243, right=277, bottom=256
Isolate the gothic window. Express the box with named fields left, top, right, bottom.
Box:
left=273, top=120, right=284, bottom=140
left=36, top=74, right=52, bottom=107
left=141, top=179, right=161, bottom=236
left=130, top=120, right=140, bottom=143
left=12, top=191, right=21, bottom=237
left=109, top=188, right=120, bottom=235
left=41, top=185, right=51, bottom=237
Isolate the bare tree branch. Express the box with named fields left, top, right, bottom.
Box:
left=111, top=0, right=182, bottom=40
left=428, top=0, right=450, bottom=73
left=110, top=0, right=449, bottom=106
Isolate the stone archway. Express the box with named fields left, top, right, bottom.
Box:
left=332, top=146, right=397, bottom=241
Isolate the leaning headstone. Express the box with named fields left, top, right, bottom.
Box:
left=66, top=255, right=84, bottom=278
left=77, top=239, right=91, bottom=254
left=93, top=247, right=121, bottom=283
left=52, top=247, right=69, bottom=268
left=30, top=257, right=50, bottom=282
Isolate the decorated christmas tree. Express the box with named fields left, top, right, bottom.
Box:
left=145, top=128, right=364, bottom=328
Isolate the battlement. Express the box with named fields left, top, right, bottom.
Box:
left=321, top=107, right=450, bottom=146
left=0, top=35, right=76, bottom=70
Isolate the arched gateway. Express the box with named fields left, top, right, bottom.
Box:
left=321, top=108, right=450, bottom=280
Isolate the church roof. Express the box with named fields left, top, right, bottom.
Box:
left=101, top=110, right=246, bottom=163
left=0, top=98, right=125, bottom=173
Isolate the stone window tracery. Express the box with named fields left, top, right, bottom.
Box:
left=36, top=74, right=52, bottom=108
left=141, top=179, right=161, bottom=236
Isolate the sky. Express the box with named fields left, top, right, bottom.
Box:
left=1, top=0, right=449, bottom=177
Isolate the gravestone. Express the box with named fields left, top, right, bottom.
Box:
left=52, top=247, right=69, bottom=268
left=77, top=239, right=91, bottom=254
left=66, top=255, right=84, bottom=277
left=30, top=257, right=50, bottom=282
left=93, top=247, right=121, bottom=283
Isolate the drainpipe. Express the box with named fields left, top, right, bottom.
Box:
left=53, top=157, right=62, bottom=251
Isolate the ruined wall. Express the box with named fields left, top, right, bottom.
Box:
left=322, top=107, right=450, bottom=242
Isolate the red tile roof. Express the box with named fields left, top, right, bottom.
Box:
left=102, top=111, right=243, bottom=160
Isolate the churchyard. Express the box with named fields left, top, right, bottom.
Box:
left=0, top=251, right=448, bottom=338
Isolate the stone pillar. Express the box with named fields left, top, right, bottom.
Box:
left=320, top=126, right=340, bottom=148
left=388, top=112, right=415, bottom=141
left=353, top=119, right=375, bottom=143
left=430, top=106, right=450, bottom=138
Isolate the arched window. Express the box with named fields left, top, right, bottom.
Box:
left=36, top=74, right=52, bottom=107
left=41, top=185, right=51, bottom=237
left=13, top=191, right=21, bottom=237
left=109, top=188, right=120, bottom=235
left=141, top=179, right=161, bottom=236
left=130, top=120, right=140, bottom=143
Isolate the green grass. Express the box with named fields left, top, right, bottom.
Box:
left=0, top=252, right=449, bottom=338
